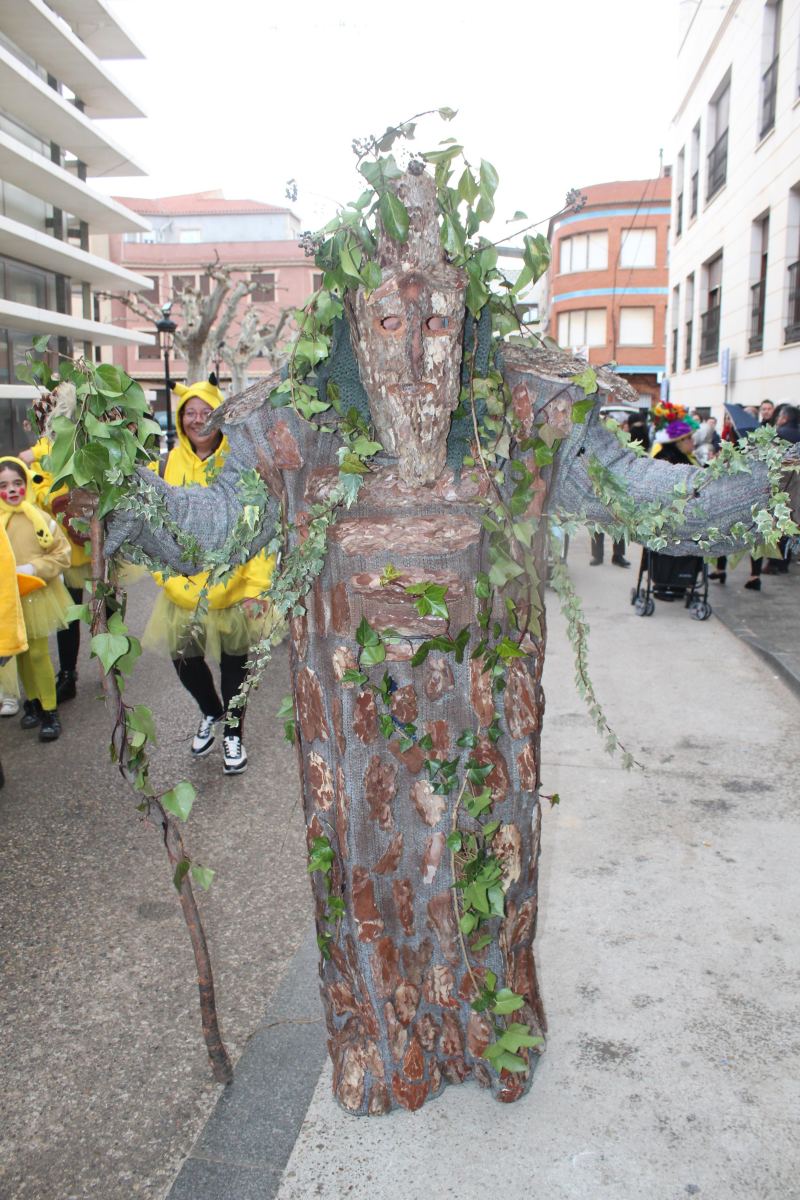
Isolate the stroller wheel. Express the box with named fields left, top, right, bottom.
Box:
left=691, top=601, right=712, bottom=621
left=644, top=598, right=655, bottom=616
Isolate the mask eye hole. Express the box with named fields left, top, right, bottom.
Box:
left=425, top=315, right=449, bottom=333
left=380, top=315, right=403, bottom=332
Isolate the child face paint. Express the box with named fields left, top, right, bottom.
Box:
left=0, top=467, right=26, bottom=506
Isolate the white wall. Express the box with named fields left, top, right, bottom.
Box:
left=668, top=0, right=800, bottom=415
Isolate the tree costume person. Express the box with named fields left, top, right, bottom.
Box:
left=105, top=159, right=793, bottom=1115
left=144, top=377, right=279, bottom=774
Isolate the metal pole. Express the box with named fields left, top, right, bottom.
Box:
left=164, top=346, right=174, bottom=450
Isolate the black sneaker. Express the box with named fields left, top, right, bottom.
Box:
left=20, top=699, right=42, bottom=729
left=55, top=669, right=78, bottom=704
left=39, top=710, right=61, bottom=742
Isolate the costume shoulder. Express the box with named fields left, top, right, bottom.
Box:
left=500, top=344, right=638, bottom=410
left=208, top=370, right=283, bottom=429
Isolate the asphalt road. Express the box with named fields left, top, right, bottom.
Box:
left=0, top=578, right=310, bottom=1200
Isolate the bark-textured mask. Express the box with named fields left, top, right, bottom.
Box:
left=346, top=168, right=466, bottom=487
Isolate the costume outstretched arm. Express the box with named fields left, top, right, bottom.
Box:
left=104, top=416, right=280, bottom=572
left=549, top=408, right=773, bottom=556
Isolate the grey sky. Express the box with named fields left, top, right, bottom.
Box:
left=99, top=0, right=678, bottom=236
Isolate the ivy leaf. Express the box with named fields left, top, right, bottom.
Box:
left=341, top=668, right=368, bottom=686
left=571, top=396, right=597, bottom=424
left=479, top=159, right=499, bottom=198
left=471, top=933, right=493, bottom=951
left=379, top=192, right=410, bottom=243
left=173, top=859, right=191, bottom=891
left=361, top=260, right=382, bottom=291
left=491, top=988, right=525, bottom=1015
left=65, top=602, right=91, bottom=624
left=438, top=106, right=458, bottom=120
left=32, top=334, right=51, bottom=352
left=446, top=831, right=462, bottom=852
left=571, top=367, right=598, bottom=397
left=360, top=641, right=386, bottom=667
left=500, top=1023, right=544, bottom=1052
left=191, top=864, right=215, bottom=891
left=90, top=631, right=129, bottom=674
left=127, top=704, right=157, bottom=744
left=162, top=780, right=196, bottom=823
left=481, top=1047, right=528, bottom=1073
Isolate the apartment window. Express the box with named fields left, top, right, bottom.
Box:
left=312, top=272, right=324, bottom=291
left=749, top=214, right=769, bottom=353
left=559, top=231, right=608, bottom=273
left=251, top=272, right=276, bottom=302
left=557, top=308, right=606, bottom=348
left=142, top=275, right=159, bottom=303
left=2, top=258, right=54, bottom=309
left=620, top=229, right=657, bottom=268
left=785, top=187, right=800, bottom=343
left=675, top=149, right=685, bottom=238
left=619, top=307, right=654, bottom=346
left=707, top=75, right=730, bottom=201
left=137, top=334, right=161, bottom=360
left=759, top=0, right=782, bottom=139
left=671, top=286, right=680, bottom=373
left=178, top=228, right=201, bottom=244
left=172, top=274, right=196, bottom=295
left=684, top=273, right=695, bottom=368
left=700, top=253, right=723, bottom=364
left=690, top=123, right=700, bottom=218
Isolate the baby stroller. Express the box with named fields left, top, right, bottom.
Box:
left=630, top=548, right=712, bottom=620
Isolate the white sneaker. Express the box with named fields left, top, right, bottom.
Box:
left=222, top=734, right=248, bottom=775
left=0, top=697, right=19, bottom=717
left=192, top=714, right=218, bottom=757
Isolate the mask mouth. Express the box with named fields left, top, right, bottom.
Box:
left=386, top=383, right=437, bottom=399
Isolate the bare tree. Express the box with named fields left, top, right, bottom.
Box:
left=108, top=261, right=293, bottom=386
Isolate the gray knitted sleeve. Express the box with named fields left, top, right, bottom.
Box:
left=549, top=408, right=771, bottom=556
left=104, top=415, right=279, bottom=570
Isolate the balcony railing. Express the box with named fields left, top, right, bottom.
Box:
left=707, top=129, right=728, bottom=201
left=759, top=57, right=779, bottom=140
left=676, top=191, right=683, bottom=237
left=684, top=319, right=693, bottom=369
left=690, top=170, right=699, bottom=218
left=699, top=304, right=721, bottom=364
left=785, top=261, right=800, bottom=344
left=671, top=326, right=679, bottom=373
left=748, top=279, right=766, bottom=353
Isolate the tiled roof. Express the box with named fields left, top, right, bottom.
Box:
left=113, top=191, right=294, bottom=216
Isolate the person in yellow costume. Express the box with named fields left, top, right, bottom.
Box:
left=0, top=457, right=72, bottom=741
left=21, top=435, right=91, bottom=704
left=0, top=519, right=28, bottom=785
left=144, top=377, right=277, bottom=775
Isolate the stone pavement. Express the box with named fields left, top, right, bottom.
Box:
left=3, top=541, right=799, bottom=1199
left=162, top=535, right=800, bottom=1200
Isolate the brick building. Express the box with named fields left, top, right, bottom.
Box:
left=544, top=178, right=672, bottom=407
left=102, top=191, right=320, bottom=414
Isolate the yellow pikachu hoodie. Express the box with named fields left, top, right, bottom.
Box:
left=157, top=380, right=274, bottom=611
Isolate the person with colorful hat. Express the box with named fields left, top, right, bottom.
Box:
left=0, top=456, right=72, bottom=741
left=656, top=420, right=698, bottom=466
left=143, top=377, right=278, bottom=775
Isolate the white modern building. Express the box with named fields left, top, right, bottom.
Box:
left=667, top=0, right=800, bottom=415
left=0, top=0, right=154, bottom=449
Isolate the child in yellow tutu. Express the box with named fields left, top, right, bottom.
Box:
left=144, top=378, right=278, bottom=775
left=0, top=457, right=72, bottom=741
left=20, top=436, right=92, bottom=705
left=0, top=519, right=28, bottom=784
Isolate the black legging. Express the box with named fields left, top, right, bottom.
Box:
left=172, top=653, right=249, bottom=736
left=57, top=585, right=84, bottom=673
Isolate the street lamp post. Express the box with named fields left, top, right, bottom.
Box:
left=155, top=302, right=178, bottom=450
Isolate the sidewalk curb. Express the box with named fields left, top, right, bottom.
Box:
left=166, top=929, right=326, bottom=1200
left=713, top=608, right=800, bottom=701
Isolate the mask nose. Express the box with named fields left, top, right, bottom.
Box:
left=408, top=321, right=425, bottom=381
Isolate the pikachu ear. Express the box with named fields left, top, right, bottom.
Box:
left=208, top=371, right=218, bottom=388
left=173, top=382, right=189, bottom=398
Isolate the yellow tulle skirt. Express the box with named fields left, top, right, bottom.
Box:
left=143, top=592, right=283, bottom=661
left=21, top=577, right=72, bottom=641
left=64, top=562, right=92, bottom=591
left=0, top=658, right=19, bottom=699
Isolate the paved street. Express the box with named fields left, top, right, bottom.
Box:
left=2, top=537, right=799, bottom=1200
